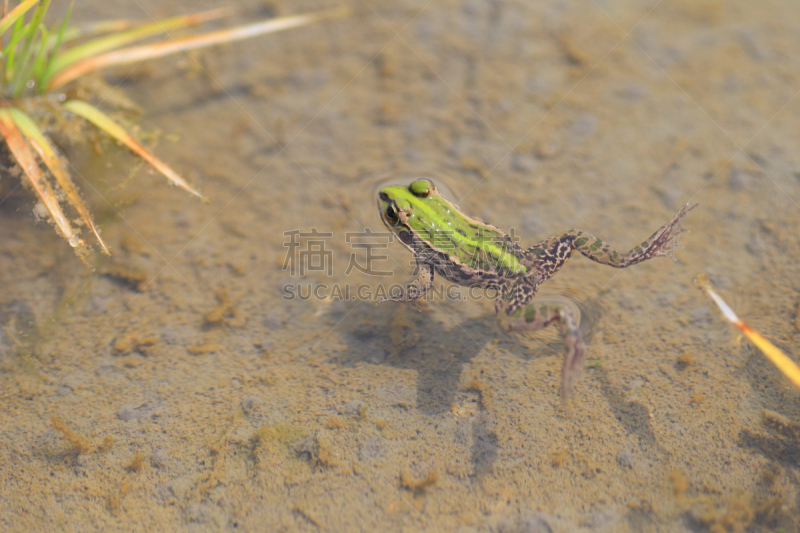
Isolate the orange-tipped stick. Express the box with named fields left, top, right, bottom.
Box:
left=694, top=274, right=800, bottom=390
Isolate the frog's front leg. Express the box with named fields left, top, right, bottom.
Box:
left=381, top=260, right=434, bottom=303
left=496, top=285, right=586, bottom=407
left=528, top=202, right=698, bottom=284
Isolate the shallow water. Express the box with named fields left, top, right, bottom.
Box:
left=2, top=0, right=800, bottom=531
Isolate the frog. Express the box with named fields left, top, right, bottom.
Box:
left=378, top=178, right=697, bottom=406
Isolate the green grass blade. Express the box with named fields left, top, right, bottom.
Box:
left=18, top=0, right=49, bottom=57
left=12, top=0, right=50, bottom=96
left=0, top=0, right=38, bottom=36
left=54, top=16, right=205, bottom=46
left=62, top=99, right=208, bottom=202
left=29, top=24, right=48, bottom=87
left=47, top=7, right=350, bottom=91
left=12, top=21, right=44, bottom=96
left=58, top=20, right=146, bottom=45
left=44, top=7, right=229, bottom=82
left=23, top=0, right=49, bottom=41
left=38, top=1, right=72, bottom=90
left=5, top=17, right=27, bottom=83
left=54, top=25, right=80, bottom=44
left=45, top=20, right=154, bottom=53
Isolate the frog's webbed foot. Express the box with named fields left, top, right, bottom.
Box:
left=379, top=261, right=433, bottom=304
left=644, top=202, right=699, bottom=260
left=497, top=299, right=586, bottom=408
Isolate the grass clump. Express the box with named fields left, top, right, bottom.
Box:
left=0, top=1, right=348, bottom=264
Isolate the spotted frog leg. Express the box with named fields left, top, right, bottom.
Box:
left=497, top=203, right=698, bottom=406
left=529, top=202, right=699, bottom=285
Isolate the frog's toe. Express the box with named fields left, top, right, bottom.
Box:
left=648, top=203, right=699, bottom=259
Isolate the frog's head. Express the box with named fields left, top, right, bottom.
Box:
left=378, top=178, right=441, bottom=246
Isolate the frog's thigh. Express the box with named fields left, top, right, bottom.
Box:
left=497, top=302, right=587, bottom=405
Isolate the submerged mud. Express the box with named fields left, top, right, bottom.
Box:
left=1, top=0, right=800, bottom=531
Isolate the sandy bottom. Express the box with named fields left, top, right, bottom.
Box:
left=2, top=0, right=800, bottom=531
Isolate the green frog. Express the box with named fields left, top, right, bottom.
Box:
left=378, top=178, right=697, bottom=406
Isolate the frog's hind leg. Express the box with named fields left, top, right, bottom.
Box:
left=527, top=202, right=698, bottom=283
left=496, top=296, right=586, bottom=407
left=572, top=202, right=698, bottom=267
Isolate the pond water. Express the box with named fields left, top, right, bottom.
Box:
left=1, top=0, right=799, bottom=531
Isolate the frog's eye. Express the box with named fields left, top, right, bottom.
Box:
left=409, top=179, right=432, bottom=197
left=385, top=204, right=400, bottom=225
